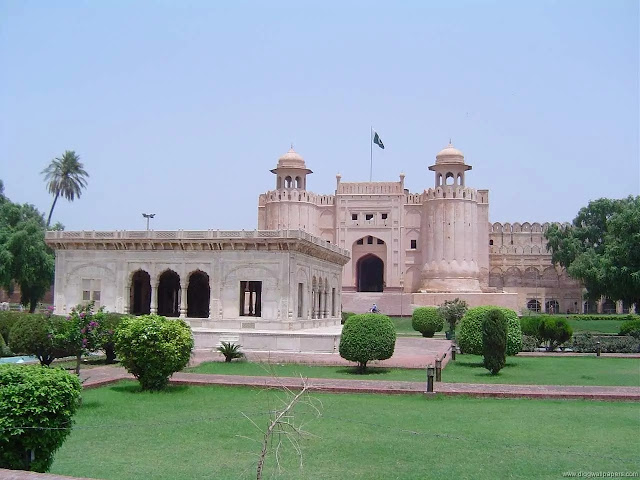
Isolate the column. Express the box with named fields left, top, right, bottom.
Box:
left=150, top=283, right=158, bottom=314
left=124, top=285, right=130, bottom=314
left=180, top=288, right=187, bottom=318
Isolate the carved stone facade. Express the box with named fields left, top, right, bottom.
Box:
left=259, top=145, right=590, bottom=313
left=46, top=230, right=350, bottom=329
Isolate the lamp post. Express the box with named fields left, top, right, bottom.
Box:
left=142, top=213, right=155, bottom=231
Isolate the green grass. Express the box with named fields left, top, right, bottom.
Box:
left=50, top=382, right=639, bottom=480
left=188, top=356, right=640, bottom=386
left=566, top=318, right=625, bottom=334
left=443, top=355, right=640, bottom=386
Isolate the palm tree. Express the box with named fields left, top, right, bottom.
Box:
left=42, top=151, right=89, bottom=227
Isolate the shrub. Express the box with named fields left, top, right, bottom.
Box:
left=55, top=303, right=105, bottom=374
left=0, top=335, right=11, bottom=357
left=438, top=298, right=468, bottom=335
left=216, top=342, right=245, bottom=362
left=482, top=308, right=507, bottom=374
left=0, top=311, right=24, bottom=346
left=521, top=335, right=539, bottom=352
left=520, top=316, right=543, bottom=342
left=115, top=315, right=194, bottom=390
left=571, top=334, right=640, bottom=353
left=99, top=313, right=128, bottom=363
left=8, top=314, right=68, bottom=366
left=0, top=364, right=82, bottom=472
left=458, top=306, right=522, bottom=355
left=339, top=313, right=396, bottom=372
left=341, top=311, right=355, bottom=325
left=411, top=307, right=445, bottom=337
left=619, top=318, right=640, bottom=339
left=538, top=317, right=573, bottom=351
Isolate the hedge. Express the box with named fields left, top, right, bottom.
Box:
left=619, top=318, right=640, bottom=339
left=571, top=334, right=640, bottom=353
left=0, top=364, right=82, bottom=472
left=458, top=306, right=522, bottom=355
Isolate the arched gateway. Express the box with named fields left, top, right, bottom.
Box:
left=357, top=254, right=384, bottom=292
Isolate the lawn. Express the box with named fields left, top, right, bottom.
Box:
left=565, top=318, right=626, bottom=334
left=50, top=382, right=640, bottom=480
left=188, top=356, right=640, bottom=386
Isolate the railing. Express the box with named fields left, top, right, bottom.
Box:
left=45, top=229, right=350, bottom=256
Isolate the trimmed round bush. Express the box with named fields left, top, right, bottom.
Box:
left=482, top=308, right=507, bottom=374
left=520, top=316, right=543, bottom=341
left=115, top=315, right=193, bottom=390
left=538, top=317, right=572, bottom=351
left=341, top=311, right=356, bottom=325
left=339, top=313, right=396, bottom=372
left=619, top=317, right=640, bottom=339
left=411, top=307, right=444, bottom=337
left=0, top=311, right=24, bottom=346
left=458, top=306, right=522, bottom=355
left=0, top=364, right=82, bottom=472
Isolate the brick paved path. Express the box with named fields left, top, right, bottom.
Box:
left=79, top=365, right=640, bottom=401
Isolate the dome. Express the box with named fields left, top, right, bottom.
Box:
left=277, top=148, right=306, bottom=169
left=435, top=142, right=465, bottom=164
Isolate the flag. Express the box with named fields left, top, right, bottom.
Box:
left=372, top=130, right=384, bottom=149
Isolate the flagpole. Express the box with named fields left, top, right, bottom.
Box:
left=370, top=126, right=373, bottom=182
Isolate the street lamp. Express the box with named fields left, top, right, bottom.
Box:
left=142, top=213, right=155, bottom=231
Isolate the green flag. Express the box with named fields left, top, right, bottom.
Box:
left=372, top=130, right=384, bottom=149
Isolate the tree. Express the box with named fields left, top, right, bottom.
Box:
left=41, top=151, right=89, bottom=228
left=545, top=196, right=640, bottom=308
left=482, top=308, right=507, bottom=375
left=438, top=298, right=468, bottom=337
left=0, top=201, right=54, bottom=312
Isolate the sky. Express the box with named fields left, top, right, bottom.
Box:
left=1, top=0, right=638, bottom=232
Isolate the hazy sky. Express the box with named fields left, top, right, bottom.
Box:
left=1, top=0, right=638, bottom=231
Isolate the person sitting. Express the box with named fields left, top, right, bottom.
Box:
left=370, top=303, right=379, bottom=313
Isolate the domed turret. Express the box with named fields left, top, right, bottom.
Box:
left=429, top=141, right=472, bottom=188
left=270, top=146, right=312, bottom=190
left=435, top=142, right=465, bottom=165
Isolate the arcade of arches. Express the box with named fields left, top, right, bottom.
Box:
left=128, top=269, right=211, bottom=318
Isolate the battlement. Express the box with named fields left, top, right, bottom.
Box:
left=337, top=182, right=404, bottom=195
left=262, top=189, right=335, bottom=206
left=489, top=221, right=570, bottom=234
left=424, top=185, right=478, bottom=201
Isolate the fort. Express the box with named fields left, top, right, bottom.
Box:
left=43, top=142, right=632, bottom=351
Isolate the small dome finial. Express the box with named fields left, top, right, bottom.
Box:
left=449, top=137, right=452, bottom=146
left=290, top=142, right=294, bottom=150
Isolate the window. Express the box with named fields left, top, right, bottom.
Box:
left=381, top=213, right=388, bottom=220
left=367, top=236, right=373, bottom=245
left=81, top=279, right=101, bottom=308
left=356, top=238, right=364, bottom=245
left=331, top=288, right=336, bottom=317
left=239, top=281, right=262, bottom=317
left=297, top=283, right=304, bottom=318
left=365, top=214, right=373, bottom=221
left=352, top=214, right=358, bottom=220
left=489, top=239, right=494, bottom=245
left=410, top=239, right=417, bottom=249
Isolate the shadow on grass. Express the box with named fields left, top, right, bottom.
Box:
left=79, top=400, right=102, bottom=410
left=455, top=361, right=518, bottom=369
left=110, top=383, right=191, bottom=395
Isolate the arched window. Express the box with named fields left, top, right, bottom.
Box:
left=545, top=299, right=559, bottom=314
left=602, top=299, right=616, bottom=314
left=158, top=270, right=181, bottom=317
left=187, top=271, right=210, bottom=318
left=295, top=176, right=302, bottom=188
left=527, top=299, right=541, bottom=313
left=445, top=172, right=455, bottom=185
left=285, top=176, right=292, bottom=188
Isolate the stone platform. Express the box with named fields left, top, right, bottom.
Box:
left=191, top=324, right=343, bottom=354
